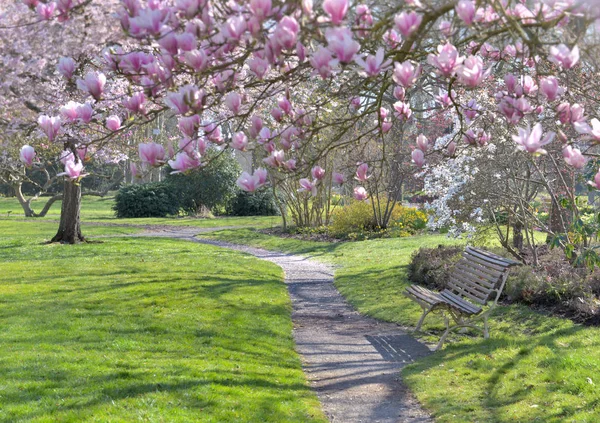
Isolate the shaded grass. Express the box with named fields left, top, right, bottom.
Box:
left=0, top=196, right=282, bottom=229
left=0, top=221, right=325, bottom=422
left=204, top=228, right=600, bottom=423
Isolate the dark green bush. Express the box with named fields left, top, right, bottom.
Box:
left=407, top=246, right=463, bottom=290
left=113, top=182, right=180, bottom=218
left=165, top=151, right=241, bottom=215
left=227, top=189, right=280, bottom=216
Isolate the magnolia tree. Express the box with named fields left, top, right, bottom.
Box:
left=3, top=0, right=600, bottom=256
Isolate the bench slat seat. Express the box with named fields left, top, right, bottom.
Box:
left=404, top=247, right=520, bottom=350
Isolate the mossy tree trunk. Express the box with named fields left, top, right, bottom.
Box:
left=51, top=179, right=85, bottom=243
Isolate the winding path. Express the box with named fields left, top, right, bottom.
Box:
left=128, top=226, right=434, bottom=423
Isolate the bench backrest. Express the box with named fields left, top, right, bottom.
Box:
left=448, top=247, right=520, bottom=305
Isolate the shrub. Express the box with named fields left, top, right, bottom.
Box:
left=165, top=150, right=240, bottom=215
left=389, top=205, right=428, bottom=233
left=329, top=201, right=377, bottom=239
left=407, top=246, right=464, bottom=290
left=113, top=182, right=180, bottom=218
left=227, top=189, right=280, bottom=216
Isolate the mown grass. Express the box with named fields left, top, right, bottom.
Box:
left=204, top=228, right=600, bottom=423
left=0, top=196, right=282, bottom=229
left=0, top=221, right=325, bottom=422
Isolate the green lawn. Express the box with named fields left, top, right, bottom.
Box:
left=203, top=228, right=600, bottom=423
left=0, top=196, right=282, bottom=229
left=0, top=221, right=325, bottom=422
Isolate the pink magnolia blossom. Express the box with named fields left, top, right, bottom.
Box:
left=379, top=107, right=389, bottom=121
left=36, top=2, right=55, bottom=20
left=393, top=101, right=412, bottom=121
left=394, top=86, right=406, bottom=101
left=263, top=150, right=285, bottom=167
left=355, top=48, right=391, bottom=77
left=539, top=76, right=563, bottom=101
left=184, top=49, right=209, bottom=72
left=436, top=91, right=453, bottom=108
left=237, top=170, right=266, bottom=192
left=512, top=123, right=555, bottom=154
left=381, top=119, right=393, bottom=133
left=427, top=43, right=463, bottom=77
left=248, top=55, right=269, bottom=79
left=249, top=116, right=263, bottom=138
left=353, top=186, right=368, bottom=201
left=177, top=33, right=196, bottom=51
left=283, top=159, right=297, bottom=171
left=77, top=103, right=93, bottom=123
left=123, top=92, right=146, bottom=114
left=222, top=15, right=247, bottom=41
left=57, top=57, right=76, bottom=79
left=383, top=29, right=401, bottom=48
left=139, top=142, right=166, bottom=166
left=563, top=146, right=587, bottom=169
left=590, top=170, right=600, bottom=190
left=76, top=71, right=106, bottom=100
left=416, top=134, right=429, bottom=152
left=203, top=122, right=223, bottom=144
left=38, top=115, right=61, bottom=142
left=355, top=163, right=370, bottom=181
left=312, top=166, right=326, bottom=180
left=168, top=152, right=202, bottom=174
left=250, top=0, right=272, bottom=21
left=59, top=160, right=86, bottom=180
left=350, top=96, right=361, bottom=111
left=225, top=92, right=242, bottom=114
left=456, top=55, right=487, bottom=88
left=412, top=149, right=425, bottom=167
left=521, top=75, right=538, bottom=96
left=325, top=27, right=360, bottom=64
left=549, top=44, right=579, bottom=69
left=570, top=103, right=586, bottom=123
left=447, top=141, right=457, bottom=156
left=60, top=101, right=81, bottom=123
left=322, top=0, right=348, bottom=24
left=278, top=97, right=293, bottom=115
left=59, top=150, right=74, bottom=165
left=178, top=115, right=200, bottom=138
left=463, top=99, right=480, bottom=122
left=20, top=145, right=36, bottom=167
left=332, top=172, right=345, bottom=186
left=394, top=11, right=422, bottom=38
left=231, top=132, right=249, bottom=151
left=130, top=162, right=138, bottom=179
left=179, top=138, right=196, bottom=154
left=575, top=118, right=600, bottom=140
left=439, top=20, right=453, bottom=37
left=392, top=61, right=421, bottom=87
left=310, top=46, right=338, bottom=78
left=106, top=115, right=121, bottom=131
left=456, top=0, right=476, bottom=25
left=298, top=178, right=318, bottom=196
left=271, top=107, right=284, bottom=122
left=273, top=16, right=299, bottom=50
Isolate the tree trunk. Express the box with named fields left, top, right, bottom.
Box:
left=13, top=182, right=34, bottom=217
left=51, top=180, right=85, bottom=243
left=512, top=220, right=524, bottom=251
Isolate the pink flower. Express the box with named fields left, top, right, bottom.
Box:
left=456, top=0, right=475, bottom=25
left=177, top=33, right=196, bottom=51
left=590, top=169, right=600, bottom=190
left=355, top=163, right=370, bottom=181
left=283, top=159, right=297, bottom=171
left=36, top=2, right=55, bottom=20
left=576, top=118, right=600, bottom=140
left=540, top=76, right=563, bottom=101
left=310, top=46, right=338, bottom=79
left=231, top=132, right=249, bottom=151
left=447, top=141, right=457, bottom=156
left=179, top=138, right=196, bottom=154
left=278, top=97, right=293, bottom=115
left=416, top=134, right=429, bottom=152
left=325, top=27, right=360, bottom=64
left=178, top=115, right=200, bottom=138
left=225, top=92, right=242, bottom=115
left=58, top=159, right=86, bottom=180
left=184, top=49, right=209, bottom=72
left=273, top=16, right=299, bottom=50
left=168, top=152, right=201, bottom=174
left=355, top=47, right=391, bottom=77
left=412, top=149, right=425, bottom=167
left=130, top=162, right=138, bottom=178
left=139, top=142, right=166, bottom=166
left=392, top=61, right=421, bottom=88
left=512, top=123, right=555, bottom=154
left=249, top=116, right=263, bottom=139
left=563, top=146, right=587, bottom=169
left=299, top=178, right=318, bottom=196
left=394, top=86, right=406, bottom=101
left=393, top=101, right=412, bottom=121
left=312, top=166, right=326, bottom=180
left=439, top=20, right=453, bottom=37
left=38, top=115, right=61, bottom=142
left=123, top=92, right=146, bottom=114
left=106, top=115, right=121, bottom=131
left=76, top=71, right=106, bottom=100
left=455, top=55, right=487, bottom=88
left=353, top=186, right=368, bottom=201
left=394, top=11, right=422, bottom=38
left=250, top=0, right=272, bottom=21
left=263, top=150, right=285, bottom=167
left=332, top=172, right=345, bottom=186
left=254, top=168, right=268, bottom=185
left=549, top=44, right=579, bottom=69
left=381, top=119, right=393, bottom=133
left=60, top=101, right=81, bottom=123
left=237, top=169, right=268, bottom=192
left=204, top=122, right=223, bottom=144
left=222, top=15, right=247, bottom=41
left=436, top=91, right=453, bottom=108
left=322, top=0, right=348, bottom=25
left=248, top=55, right=269, bottom=79
left=271, top=107, right=284, bottom=122
left=57, top=57, right=76, bottom=79
left=427, top=43, right=463, bottom=77
left=77, top=103, right=93, bottom=123
left=521, top=75, right=538, bottom=96
left=20, top=145, right=36, bottom=167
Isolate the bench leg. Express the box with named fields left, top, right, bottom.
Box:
left=483, top=315, right=489, bottom=339
left=436, top=316, right=451, bottom=351
left=415, top=304, right=433, bottom=332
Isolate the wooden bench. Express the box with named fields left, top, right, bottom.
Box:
left=404, top=247, right=520, bottom=350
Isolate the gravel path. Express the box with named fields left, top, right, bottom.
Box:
left=129, top=227, right=434, bottom=423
